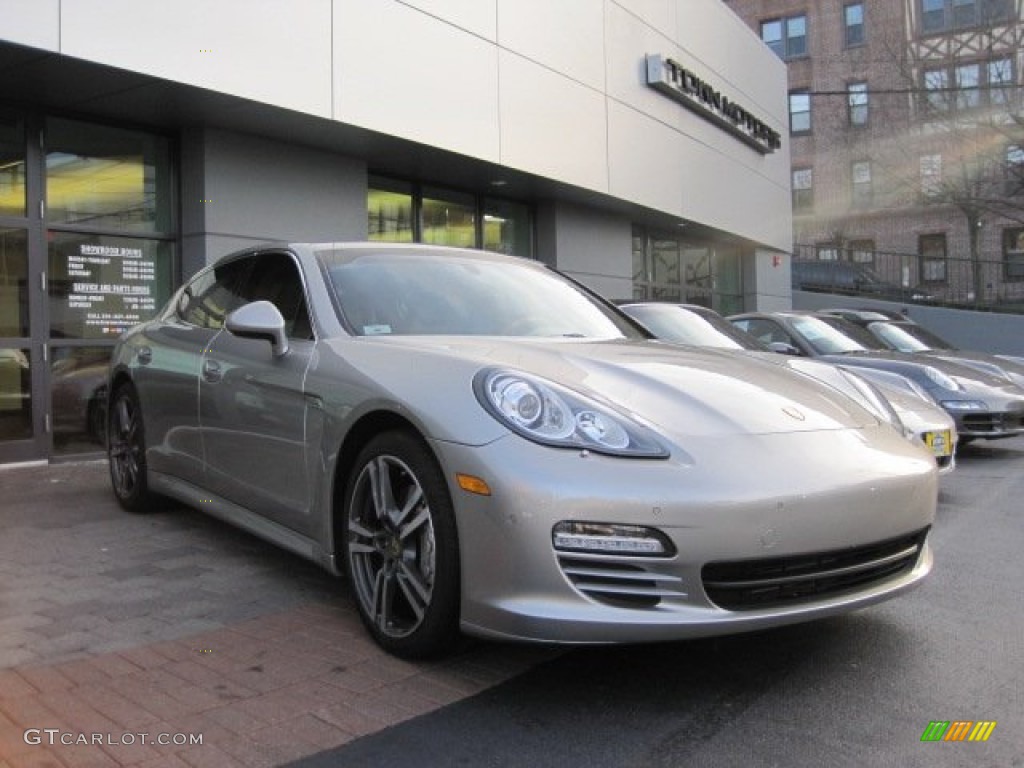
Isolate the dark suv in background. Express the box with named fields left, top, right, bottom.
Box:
left=792, top=260, right=931, bottom=302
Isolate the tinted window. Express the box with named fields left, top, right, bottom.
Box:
left=178, top=257, right=252, bottom=330
left=238, top=252, right=313, bottom=340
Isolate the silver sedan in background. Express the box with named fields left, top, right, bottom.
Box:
left=107, top=244, right=937, bottom=658
left=620, top=302, right=956, bottom=472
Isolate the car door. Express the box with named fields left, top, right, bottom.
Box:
left=199, top=250, right=319, bottom=535
left=133, top=256, right=251, bottom=483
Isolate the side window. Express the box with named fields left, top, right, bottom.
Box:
left=238, top=252, right=314, bottom=340
left=737, top=319, right=790, bottom=347
left=178, top=257, right=252, bottom=329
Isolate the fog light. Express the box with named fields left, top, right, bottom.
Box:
left=552, top=521, right=675, bottom=556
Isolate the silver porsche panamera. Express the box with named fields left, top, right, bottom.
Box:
left=107, top=243, right=937, bottom=658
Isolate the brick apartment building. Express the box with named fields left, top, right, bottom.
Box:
left=725, top=0, right=1024, bottom=308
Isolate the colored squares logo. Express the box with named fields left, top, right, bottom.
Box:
left=921, top=721, right=997, bottom=742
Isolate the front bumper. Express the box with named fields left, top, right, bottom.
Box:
left=433, top=423, right=937, bottom=644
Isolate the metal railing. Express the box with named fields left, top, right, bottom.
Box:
left=792, top=245, right=1024, bottom=313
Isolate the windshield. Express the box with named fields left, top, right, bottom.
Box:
left=868, top=322, right=934, bottom=352
left=320, top=248, right=643, bottom=339
left=814, top=315, right=888, bottom=351
left=879, top=321, right=953, bottom=350
left=621, top=305, right=760, bottom=350
left=791, top=315, right=876, bottom=355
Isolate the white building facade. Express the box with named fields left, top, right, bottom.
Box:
left=0, top=0, right=792, bottom=463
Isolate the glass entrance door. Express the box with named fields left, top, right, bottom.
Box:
left=0, top=110, right=177, bottom=464
left=0, top=111, right=46, bottom=462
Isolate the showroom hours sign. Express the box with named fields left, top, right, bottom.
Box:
left=62, top=243, right=157, bottom=337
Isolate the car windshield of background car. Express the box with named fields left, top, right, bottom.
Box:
left=887, top=322, right=955, bottom=350
left=791, top=316, right=871, bottom=355
left=324, top=252, right=641, bottom=339
left=816, top=315, right=889, bottom=350
left=623, top=306, right=755, bottom=350
left=868, top=322, right=936, bottom=353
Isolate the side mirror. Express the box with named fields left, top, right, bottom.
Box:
left=767, top=341, right=801, bottom=356
left=226, top=301, right=289, bottom=357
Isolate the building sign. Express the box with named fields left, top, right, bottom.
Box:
left=49, top=237, right=166, bottom=339
left=645, top=54, right=782, bottom=155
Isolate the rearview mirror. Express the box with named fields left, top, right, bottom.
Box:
left=226, top=301, right=289, bottom=357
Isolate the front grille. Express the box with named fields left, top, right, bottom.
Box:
left=557, top=555, right=686, bottom=609
left=961, top=411, right=1024, bottom=435
left=701, top=528, right=929, bottom=611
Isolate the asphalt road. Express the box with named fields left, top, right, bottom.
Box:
left=289, top=437, right=1024, bottom=768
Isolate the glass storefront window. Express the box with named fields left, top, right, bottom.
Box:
left=0, top=347, right=31, bottom=441
left=50, top=346, right=111, bottom=455
left=0, top=228, right=29, bottom=337
left=483, top=198, right=532, bottom=257
left=368, top=179, right=414, bottom=242
left=45, top=118, right=173, bottom=234
left=421, top=187, right=475, bottom=248
left=0, top=112, right=26, bottom=217
left=48, top=232, right=174, bottom=340
left=632, top=226, right=743, bottom=309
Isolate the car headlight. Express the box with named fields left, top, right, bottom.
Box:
left=924, top=366, right=961, bottom=391
left=474, top=369, right=668, bottom=458
left=939, top=400, right=988, bottom=411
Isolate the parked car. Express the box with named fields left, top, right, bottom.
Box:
left=108, top=244, right=937, bottom=658
left=791, top=260, right=931, bottom=302
left=621, top=303, right=956, bottom=472
left=729, top=310, right=1024, bottom=444
left=818, top=308, right=1024, bottom=390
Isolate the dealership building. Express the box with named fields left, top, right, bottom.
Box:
left=0, top=0, right=792, bottom=464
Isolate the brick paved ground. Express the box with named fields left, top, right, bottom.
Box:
left=0, top=461, right=559, bottom=767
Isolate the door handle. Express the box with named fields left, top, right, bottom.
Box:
left=137, top=346, right=152, bottom=365
left=202, top=358, right=223, bottom=383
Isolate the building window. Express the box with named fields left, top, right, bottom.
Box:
left=920, top=0, right=1011, bottom=33
left=1005, top=228, right=1024, bottom=281
left=955, top=63, right=980, bottom=110
left=761, top=15, right=807, bottom=60
left=1007, top=145, right=1024, bottom=195
left=851, top=160, right=872, bottom=207
left=922, top=58, right=1015, bottom=115
left=789, top=91, right=811, bottom=134
left=367, top=175, right=534, bottom=258
left=816, top=243, right=840, bottom=260
left=792, top=168, right=813, bottom=213
left=920, top=153, right=943, bottom=198
left=367, top=178, right=414, bottom=242
left=421, top=186, right=476, bottom=248
left=848, top=82, right=869, bottom=126
left=844, top=3, right=865, bottom=46
left=0, top=111, right=25, bottom=217
left=923, top=68, right=949, bottom=113
left=988, top=58, right=1013, bottom=106
left=919, top=233, right=948, bottom=282
left=848, top=239, right=876, bottom=265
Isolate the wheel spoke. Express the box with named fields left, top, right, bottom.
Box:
left=394, top=485, right=424, bottom=529
left=371, top=565, right=397, bottom=631
left=398, top=506, right=430, bottom=541
left=368, top=458, right=397, bottom=521
left=396, top=561, right=432, bottom=620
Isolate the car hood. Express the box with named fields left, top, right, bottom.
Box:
left=922, top=350, right=1024, bottom=389
left=324, top=336, right=881, bottom=446
left=817, top=349, right=1016, bottom=390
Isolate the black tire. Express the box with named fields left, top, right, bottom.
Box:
left=107, top=383, right=158, bottom=513
left=342, top=430, right=461, bottom=659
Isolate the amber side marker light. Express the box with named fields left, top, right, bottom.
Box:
left=456, top=473, right=492, bottom=496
